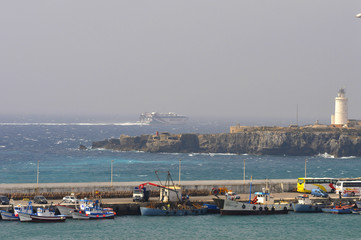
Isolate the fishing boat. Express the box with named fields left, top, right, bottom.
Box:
left=321, top=204, right=355, bottom=214
left=293, top=195, right=325, bottom=213
left=18, top=201, right=66, bottom=222
left=220, top=191, right=290, bottom=215
left=56, top=198, right=93, bottom=218
left=71, top=200, right=115, bottom=220
left=0, top=204, right=33, bottom=221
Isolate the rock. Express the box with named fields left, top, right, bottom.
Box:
left=79, top=145, right=87, bottom=150
left=91, top=128, right=361, bottom=157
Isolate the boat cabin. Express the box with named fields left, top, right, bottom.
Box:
left=296, top=195, right=312, bottom=205
left=254, top=192, right=275, bottom=204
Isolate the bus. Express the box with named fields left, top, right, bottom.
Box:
left=297, top=178, right=337, bottom=193
left=335, top=181, right=361, bottom=196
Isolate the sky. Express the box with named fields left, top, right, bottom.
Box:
left=1, top=1, right=361, bottom=124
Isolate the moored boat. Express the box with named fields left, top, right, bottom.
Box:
left=220, top=192, right=290, bottom=215
left=71, top=200, right=115, bottom=220
left=293, top=195, right=325, bottom=213
left=140, top=203, right=207, bottom=216
left=321, top=204, right=355, bottom=214
left=18, top=201, right=66, bottom=222
left=0, top=204, right=33, bottom=221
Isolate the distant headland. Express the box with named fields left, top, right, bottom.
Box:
left=91, top=125, right=361, bottom=157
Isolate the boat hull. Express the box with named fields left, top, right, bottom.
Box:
left=18, top=212, right=33, bottom=222
left=72, top=211, right=115, bottom=220
left=140, top=207, right=207, bottom=216
left=293, top=204, right=324, bottom=213
left=221, top=199, right=289, bottom=215
left=321, top=208, right=352, bottom=214
left=56, top=205, right=75, bottom=218
left=0, top=211, right=19, bottom=221
left=30, top=215, right=66, bottom=222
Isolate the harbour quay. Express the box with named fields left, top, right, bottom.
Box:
left=0, top=179, right=297, bottom=215
left=0, top=179, right=297, bottom=195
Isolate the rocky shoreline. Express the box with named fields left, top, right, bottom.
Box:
left=91, top=127, right=361, bottom=157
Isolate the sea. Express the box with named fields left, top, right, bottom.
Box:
left=1, top=118, right=361, bottom=239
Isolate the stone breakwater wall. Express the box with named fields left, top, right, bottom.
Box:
left=0, top=179, right=296, bottom=196
left=91, top=128, right=361, bottom=157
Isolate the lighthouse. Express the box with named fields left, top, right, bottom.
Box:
left=331, top=88, right=348, bottom=125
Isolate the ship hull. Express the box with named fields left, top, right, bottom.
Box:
left=221, top=199, right=289, bottom=215
left=140, top=207, right=207, bottom=216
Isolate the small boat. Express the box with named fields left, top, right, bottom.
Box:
left=0, top=204, right=33, bottom=221
left=140, top=203, right=207, bottom=216
left=56, top=198, right=95, bottom=218
left=293, top=195, right=325, bottom=213
left=220, top=192, right=290, bottom=215
left=18, top=201, right=66, bottom=222
left=71, top=200, right=115, bottom=220
left=321, top=204, right=355, bottom=214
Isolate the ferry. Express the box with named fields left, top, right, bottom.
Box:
left=139, top=112, right=188, bottom=125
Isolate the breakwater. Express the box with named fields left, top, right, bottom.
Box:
left=0, top=179, right=296, bottom=196
left=91, top=127, right=361, bottom=157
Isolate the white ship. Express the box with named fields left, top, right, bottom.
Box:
left=139, top=112, right=188, bottom=125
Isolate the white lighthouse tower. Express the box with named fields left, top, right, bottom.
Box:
left=332, top=88, right=348, bottom=125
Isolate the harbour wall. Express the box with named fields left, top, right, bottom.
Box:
left=91, top=128, right=361, bottom=157
left=0, top=179, right=297, bottom=195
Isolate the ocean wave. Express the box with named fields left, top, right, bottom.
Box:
left=0, top=145, right=6, bottom=148
left=0, top=122, right=149, bottom=126
left=317, top=153, right=335, bottom=159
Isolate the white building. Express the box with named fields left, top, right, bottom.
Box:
left=331, top=88, right=348, bottom=125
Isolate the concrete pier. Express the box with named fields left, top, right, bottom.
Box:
left=0, top=179, right=297, bottom=194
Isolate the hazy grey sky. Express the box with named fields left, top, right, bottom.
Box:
left=1, top=1, right=361, bottom=123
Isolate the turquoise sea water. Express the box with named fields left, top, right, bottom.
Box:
left=1, top=122, right=361, bottom=239
left=1, top=213, right=361, bottom=240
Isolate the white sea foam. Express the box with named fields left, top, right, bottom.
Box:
left=318, top=152, right=335, bottom=158
left=0, top=122, right=149, bottom=126
left=0, top=145, right=6, bottom=148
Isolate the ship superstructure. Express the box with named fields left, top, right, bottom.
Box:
left=139, top=112, right=188, bottom=125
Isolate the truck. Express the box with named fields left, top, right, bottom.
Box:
left=133, top=187, right=150, bottom=202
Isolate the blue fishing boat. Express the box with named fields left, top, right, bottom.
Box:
left=293, top=195, right=325, bottom=213
left=321, top=204, right=354, bottom=214
left=71, top=200, right=115, bottom=220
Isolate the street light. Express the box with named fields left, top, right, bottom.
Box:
left=356, top=13, right=361, bottom=18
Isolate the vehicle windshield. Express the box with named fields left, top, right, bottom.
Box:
left=0, top=196, right=8, bottom=201
left=134, top=190, right=142, bottom=194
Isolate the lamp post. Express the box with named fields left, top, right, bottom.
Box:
left=179, top=159, right=181, bottom=186
left=305, top=158, right=308, bottom=178
left=111, top=160, right=114, bottom=187
left=356, top=13, right=361, bottom=18
left=243, top=158, right=246, bottom=184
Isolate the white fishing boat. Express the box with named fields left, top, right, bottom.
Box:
left=18, top=201, right=66, bottom=222
left=220, top=192, right=290, bottom=215
left=0, top=204, right=32, bottom=221
left=71, top=200, right=115, bottom=220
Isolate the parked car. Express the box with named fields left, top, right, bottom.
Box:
left=311, top=189, right=328, bottom=198
left=0, top=195, right=10, bottom=205
left=33, top=195, right=48, bottom=204
left=62, top=195, right=79, bottom=204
